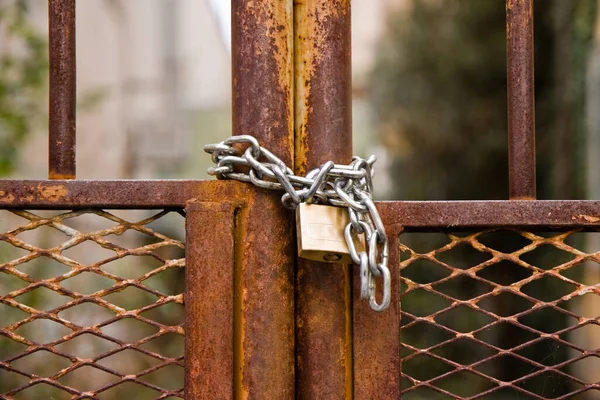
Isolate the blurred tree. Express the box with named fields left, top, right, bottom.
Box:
left=0, top=0, right=48, bottom=176
left=371, top=0, right=594, bottom=201
left=371, top=0, right=596, bottom=397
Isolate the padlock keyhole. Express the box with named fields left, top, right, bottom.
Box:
left=323, top=253, right=342, bottom=262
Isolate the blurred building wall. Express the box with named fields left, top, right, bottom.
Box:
left=16, top=0, right=231, bottom=179
left=14, top=0, right=405, bottom=183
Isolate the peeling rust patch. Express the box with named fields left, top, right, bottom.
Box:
left=0, top=191, right=16, bottom=203
left=37, top=184, right=69, bottom=202
left=574, top=214, right=600, bottom=223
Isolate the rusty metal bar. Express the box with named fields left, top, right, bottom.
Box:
left=48, top=0, right=76, bottom=180
left=507, top=0, right=536, bottom=199
left=377, top=200, right=600, bottom=230
left=185, top=201, right=237, bottom=399
left=232, top=1, right=295, bottom=398
left=353, top=226, right=402, bottom=399
left=1, top=179, right=600, bottom=229
left=293, top=0, right=353, bottom=398
left=0, top=180, right=247, bottom=209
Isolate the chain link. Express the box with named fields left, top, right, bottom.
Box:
left=204, top=135, right=391, bottom=312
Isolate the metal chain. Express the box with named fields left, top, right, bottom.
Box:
left=204, top=135, right=390, bottom=312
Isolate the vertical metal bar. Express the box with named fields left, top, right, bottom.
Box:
left=185, top=201, right=236, bottom=399
left=353, top=220, right=402, bottom=399
left=232, top=1, right=295, bottom=398
left=507, top=0, right=536, bottom=199
left=294, top=1, right=353, bottom=398
left=48, top=0, right=76, bottom=180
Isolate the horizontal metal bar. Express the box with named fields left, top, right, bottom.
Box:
left=0, top=180, right=247, bottom=209
left=378, top=201, right=600, bottom=230
left=1, top=180, right=599, bottom=230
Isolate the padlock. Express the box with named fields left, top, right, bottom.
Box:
left=296, top=203, right=365, bottom=263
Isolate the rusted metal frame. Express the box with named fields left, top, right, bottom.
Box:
left=353, top=223, right=402, bottom=399
left=232, top=1, right=296, bottom=398
left=48, top=0, right=76, bottom=180
left=507, top=0, right=536, bottom=199
left=293, top=0, right=354, bottom=398
left=0, top=180, right=248, bottom=209
left=185, top=201, right=241, bottom=399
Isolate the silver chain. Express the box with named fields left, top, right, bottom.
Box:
left=204, top=135, right=390, bottom=312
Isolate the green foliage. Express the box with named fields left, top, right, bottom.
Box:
left=0, top=0, right=48, bottom=176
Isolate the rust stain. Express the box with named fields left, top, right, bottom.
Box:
left=574, top=214, right=600, bottom=223
left=37, top=184, right=68, bottom=202
left=0, top=191, right=15, bottom=203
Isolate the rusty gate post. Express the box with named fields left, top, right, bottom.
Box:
left=232, top=1, right=296, bottom=398
left=294, top=1, right=353, bottom=398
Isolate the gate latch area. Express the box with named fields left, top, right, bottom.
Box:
left=204, top=135, right=391, bottom=312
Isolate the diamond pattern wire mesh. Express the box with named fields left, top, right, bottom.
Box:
left=0, top=209, right=185, bottom=399
left=399, top=229, right=600, bottom=400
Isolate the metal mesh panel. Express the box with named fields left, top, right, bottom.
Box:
left=400, top=230, right=600, bottom=399
left=0, top=209, right=185, bottom=399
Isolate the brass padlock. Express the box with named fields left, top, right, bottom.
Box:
left=296, top=203, right=365, bottom=263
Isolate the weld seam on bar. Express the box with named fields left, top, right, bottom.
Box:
left=507, top=0, right=536, bottom=199
left=49, top=0, right=76, bottom=180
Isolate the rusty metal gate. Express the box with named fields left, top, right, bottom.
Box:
left=0, top=0, right=599, bottom=399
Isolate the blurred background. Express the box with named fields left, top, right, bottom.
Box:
left=1, top=0, right=600, bottom=399
left=1, top=0, right=599, bottom=195
left=1, top=0, right=404, bottom=184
